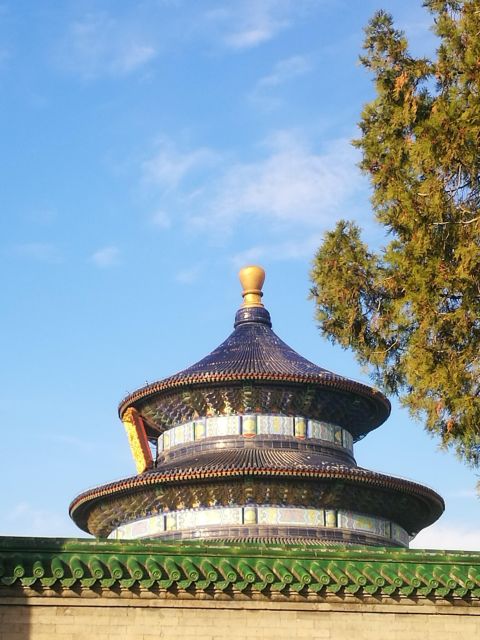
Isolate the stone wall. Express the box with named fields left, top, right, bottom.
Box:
left=2, top=538, right=480, bottom=640
left=1, top=596, right=480, bottom=640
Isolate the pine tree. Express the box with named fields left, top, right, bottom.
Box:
left=310, top=1, right=480, bottom=466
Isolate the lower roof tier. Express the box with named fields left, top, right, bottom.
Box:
left=70, top=460, right=444, bottom=539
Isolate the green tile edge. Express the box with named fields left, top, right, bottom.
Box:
left=1, top=537, right=480, bottom=599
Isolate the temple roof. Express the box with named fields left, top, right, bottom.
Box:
left=69, top=456, right=444, bottom=536
left=118, top=267, right=390, bottom=434
left=160, top=307, right=337, bottom=379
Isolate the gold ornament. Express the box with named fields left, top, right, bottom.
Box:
left=239, top=265, right=265, bottom=308
left=122, top=407, right=153, bottom=474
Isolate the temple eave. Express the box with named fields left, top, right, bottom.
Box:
left=70, top=466, right=444, bottom=540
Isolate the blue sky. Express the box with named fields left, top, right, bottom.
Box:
left=1, top=0, right=478, bottom=549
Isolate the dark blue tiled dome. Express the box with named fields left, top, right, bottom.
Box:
left=169, top=315, right=334, bottom=380
left=119, top=294, right=391, bottom=435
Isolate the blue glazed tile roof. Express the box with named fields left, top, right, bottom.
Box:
left=173, top=318, right=332, bottom=378
left=119, top=304, right=391, bottom=429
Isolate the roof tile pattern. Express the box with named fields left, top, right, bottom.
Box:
left=118, top=310, right=391, bottom=431
left=171, top=322, right=332, bottom=378
left=69, top=458, right=444, bottom=536
left=1, top=537, right=480, bottom=601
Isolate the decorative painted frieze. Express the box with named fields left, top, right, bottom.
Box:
left=157, top=414, right=354, bottom=454
left=108, top=505, right=409, bottom=546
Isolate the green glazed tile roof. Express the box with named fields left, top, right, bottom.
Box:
left=1, top=537, right=480, bottom=601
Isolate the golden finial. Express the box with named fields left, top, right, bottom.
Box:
left=239, top=265, right=265, bottom=308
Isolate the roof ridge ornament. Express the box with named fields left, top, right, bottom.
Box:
left=234, top=265, right=271, bottom=328
left=239, top=265, right=265, bottom=308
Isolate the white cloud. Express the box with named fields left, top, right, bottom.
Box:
left=411, top=523, right=480, bottom=551
left=175, top=264, right=203, bottom=284
left=139, top=131, right=365, bottom=245
left=257, top=55, right=312, bottom=88
left=11, top=242, right=62, bottom=263
left=56, top=1, right=321, bottom=80
left=226, top=25, right=279, bottom=50
left=60, top=12, right=157, bottom=78
left=196, top=132, right=362, bottom=232
left=232, top=234, right=324, bottom=267
left=209, top=0, right=315, bottom=51
left=250, top=55, right=313, bottom=110
left=90, top=245, right=120, bottom=268
left=150, top=209, right=171, bottom=229
left=142, top=138, right=218, bottom=190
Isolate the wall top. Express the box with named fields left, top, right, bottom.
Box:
left=1, top=536, right=479, bottom=601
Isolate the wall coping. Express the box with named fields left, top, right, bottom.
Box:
left=1, top=536, right=480, bottom=603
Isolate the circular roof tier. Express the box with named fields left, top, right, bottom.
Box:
left=69, top=459, right=444, bottom=538
left=119, top=270, right=390, bottom=439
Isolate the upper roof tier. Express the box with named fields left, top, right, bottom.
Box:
left=118, top=267, right=391, bottom=438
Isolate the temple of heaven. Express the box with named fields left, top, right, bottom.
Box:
left=70, top=266, right=444, bottom=546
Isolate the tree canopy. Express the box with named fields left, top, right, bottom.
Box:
left=310, top=1, right=480, bottom=466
